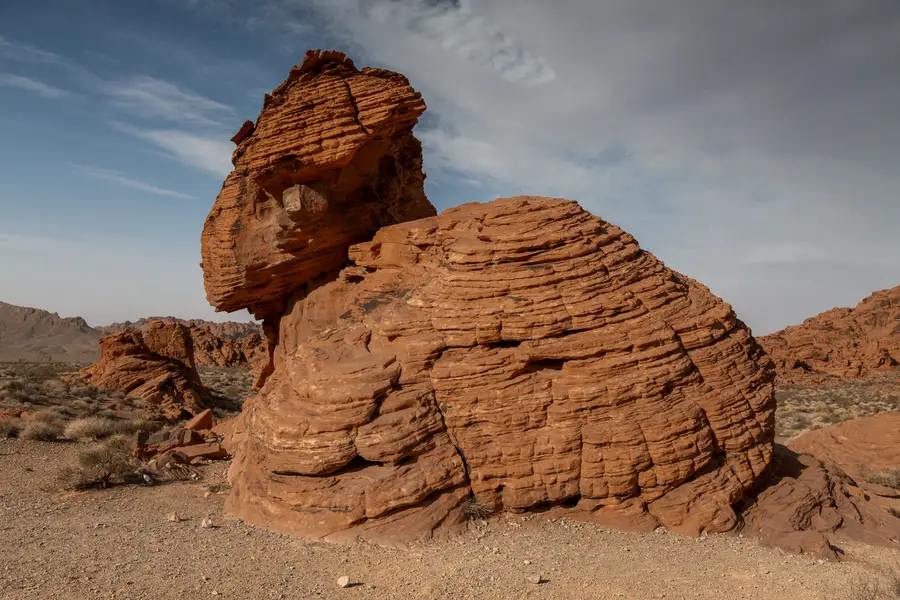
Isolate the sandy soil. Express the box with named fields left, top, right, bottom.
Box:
left=2, top=439, right=899, bottom=600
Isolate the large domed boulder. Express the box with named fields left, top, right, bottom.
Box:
left=221, top=196, right=777, bottom=543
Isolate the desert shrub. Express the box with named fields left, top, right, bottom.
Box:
left=58, top=437, right=141, bottom=490
left=20, top=420, right=64, bottom=441
left=64, top=417, right=121, bottom=441
left=461, top=498, right=492, bottom=520
left=0, top=418, right=22, bottom=438
left=867, top=469, right=900, bottom=489
left=31, top=408, right=66, bottom=423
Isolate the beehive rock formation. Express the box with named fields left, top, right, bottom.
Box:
left=759, top=286, right=900, bottom=383
left=76, top=322, right=209, bottom=421
left=200, top=49, right=436, bottom=324
left=219, top=196, right=777, bottom=543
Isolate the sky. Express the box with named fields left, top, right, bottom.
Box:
left=1, top=0, right=898, bottom=334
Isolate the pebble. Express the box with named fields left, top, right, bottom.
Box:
left=337, top=575, right=351, bottom=588
left=527, top=574, right=544, bottom=585
left=201, top=518, right=215, bottom=529
left=166, top=513, right=181, bottom=523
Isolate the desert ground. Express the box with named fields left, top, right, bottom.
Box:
left=1, top=362, right=899, bottom=600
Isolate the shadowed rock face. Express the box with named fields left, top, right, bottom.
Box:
left=222, top=196, right=777, bottom=543
left=200, top=50, right=436, bottom=323
left=77, top=321, right=209, bottom=421
left=759, top=285, right=900, bottom=383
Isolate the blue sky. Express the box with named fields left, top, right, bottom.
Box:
left=2, top=0, right=899, bottom=334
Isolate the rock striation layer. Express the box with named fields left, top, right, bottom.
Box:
left=759, top=286, right=900, bottom=383
left=200, top=49, right=436, bottom=324
left=220, top=196, right=777, bottom=543
left=76, top=321, right=209, bottom=421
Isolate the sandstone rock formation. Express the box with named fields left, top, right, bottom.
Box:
left=76, top=321, right=209, bottom=421
left=742, top=440, right=900, bottom=559
left=200, top=49, right=436, bottom=324
left=788, top=412, right=900, bottom=481
left=99, top=317, right=265, bottom=370
left=759, top=286, right=900, bottom=383
left=217, top=195, right=777, bottom=543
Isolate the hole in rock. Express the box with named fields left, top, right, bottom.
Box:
left=560, top=495, right=581, bottom=508
left=493, top=340, right=522, bottom=349
left=523, top=358, right=566, bottom=373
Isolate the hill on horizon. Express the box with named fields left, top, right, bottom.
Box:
left=0, top=301, right=102, bottom=363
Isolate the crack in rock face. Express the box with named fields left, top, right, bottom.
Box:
left=201, top=50, right=779, bottom=545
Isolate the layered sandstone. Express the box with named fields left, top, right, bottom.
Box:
left=742, top=440, right=900, bottom=559
left=76, top=322, right=209, bottom=421
left=789, top=412, right=900, bottom=480
left=759, top=286, right=900, bottom=383
left=99, top=318, right=265, bottom=370
left=220, top=196, right=777, bottom=543
left=200, top=49, right=436, bottom=322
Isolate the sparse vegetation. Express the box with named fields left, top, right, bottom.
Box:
left=20, top=419, right=64, bottom=441
left=775, top=374, right=900, bottom=440
left=835, top=572, right=900, bottom=600
left=64, top=417, right=123, bottom=441
left=461, top=498, right=493, bottom=521
left=58, top=437, right=142, bottom=490
left=866, top=469, right=900, bottom=490
left=0, top=417, right=22, bottom=438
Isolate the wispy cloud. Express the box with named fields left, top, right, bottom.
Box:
left=111, top=123, right=234, bottom=176
left=103, top=75, right=235, bottom=126
left=0, top=73, right=68, bottom=98
left=0, top=34, right=65, bottom=64
left=70, top=164, right=195, bottom=199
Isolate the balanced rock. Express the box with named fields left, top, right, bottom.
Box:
left=76, top=322, right=209, bottom=421
left=220, top=196, right=777, bottom=542
left=759, top=285, right=900, bottom=383
left=200, top=49, right=436, bottom=324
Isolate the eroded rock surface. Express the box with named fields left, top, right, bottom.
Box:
left=741, top=444, right=900, bottom=559
left=759, top=286, right=900, bottom=383
left=788, top=412, right=900, bottom=481
left=76, top=322, right=209, bottom=421
left=221, top=196, right=777, bottom=543
left=200, top=49, right=436, bottom=322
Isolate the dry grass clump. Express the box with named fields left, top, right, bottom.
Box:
left=64, top=417, right=122, bottom=441
left=836, top=571, right=900, bottom=600
left=866, top=469, right=900, bottom=490
left=58, top=437, right=142, bottom=490
left=461, top=498, right=493, bottom=521
left=20, top=419, right=64, bottom=441
left=0, top=417, right=23, bottom=438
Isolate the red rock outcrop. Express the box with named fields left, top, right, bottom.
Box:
left=200, top=49, right=436, bottom=323
left=741, top=435, right=900, bottom=559
left=759, top=286, right=900, bottom=383
left=219, top=196, right=777, bottom=543
left=99, top=318, right=264, bottom=370
left=76, top=322, right=209, bottom=421
left=788, top=412, right=900, bottom=481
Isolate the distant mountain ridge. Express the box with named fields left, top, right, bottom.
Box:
left=97, top=317, right=261, bottom=340
left=0, top=302, right=262, bottom=364
left=0, top=301, right=102, bottom=362
left=758, top=285, right=900, bottom=382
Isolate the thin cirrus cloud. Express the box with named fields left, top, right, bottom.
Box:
left=0, top=73, right=68, bottom=98
left=111, top=123, right=234, bottom=176
left=0, top=34, right=65, bottom=64
left=102, top=75, right=235, bottom=126
left=70, top=164, right=195, bottom=199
